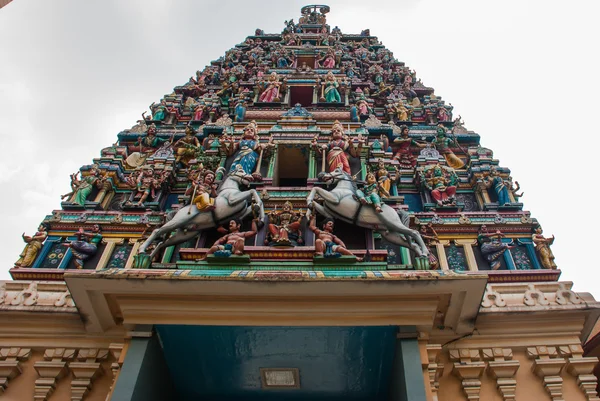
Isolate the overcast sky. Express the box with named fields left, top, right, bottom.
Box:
left=1, top=0, right=598, bottom=296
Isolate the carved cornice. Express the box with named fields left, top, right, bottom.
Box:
left=0, top=281, right=76, bottom=312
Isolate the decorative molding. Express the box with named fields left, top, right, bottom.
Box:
left=480, top=285, right=506, bottom=308
left=104, top=343, right=125, bottom=401
left=480, top=282, right=597, bottom=311
left=426, top=345, right=443, bottom=401
left=528, top=346, right=566, bottom=401
left=0, top=281, right=77, bottom=312
left=0, top=347, right=31, bottom=394
left=482, top=348, right=519, bottom=401
left=449, top=348, right=486, bottom=401
left=34, top=348, right=76, bottom=401
left=70, top=349, right=109, bottom=401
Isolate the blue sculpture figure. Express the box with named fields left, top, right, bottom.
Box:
left=225, top=122, right=260, bottom=176
left=485, top=166, right=511, bottom=206
left=234, top=100, right=247, bottom=122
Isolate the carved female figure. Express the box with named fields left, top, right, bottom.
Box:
left=483, top=166, right=511, bottom=206
left=375, top=159, right=392, bottom=198
left=532, top=227, right=557, bottom=269
left=226, top=121, right=261, bottom=175
left=267, top=201, right=303, bottom=246
left=15, top=223, right=49, bottom=267
left=422, top=164, right=458, bottom=207
left=431, top=125, right=465, bottom=169
left=393, top=125, right=426, bottom=169
left=313, top=121, right=363, bottom=174
left=322, top=71, right=341, bottom=103
left=69, top=165, right=104, bottom=206
left=258, top=72, right=282, bottom=103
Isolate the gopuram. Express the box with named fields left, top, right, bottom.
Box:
left=2, top=5, right=600, bottom=401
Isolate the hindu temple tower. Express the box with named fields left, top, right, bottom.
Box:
left=2, top=5, right=600, bottom=401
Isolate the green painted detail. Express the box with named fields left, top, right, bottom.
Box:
left=399, top=247, right=411, bottom=267
left=267, top=149, right=277, bottom=178
left=309, top=149, right=316, bottom=178
left=161, top=246, right=175, bottom=264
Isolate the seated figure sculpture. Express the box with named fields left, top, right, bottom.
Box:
left=355, top=172, right=384, bottom=213
left=206, top=218, right=259, bottom=258
left=267, top=201, right=303, bottom=246
left=308, top=215, right=363, bottom=261
left=421, top=164, right=458, bottom=207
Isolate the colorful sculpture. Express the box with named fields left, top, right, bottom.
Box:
left=206, top=218, right=259, bottom=257
left=186, top=169, right=217, bottom=212
left=15, top=223, right=49, bottom=267
left=355, top=172, right=384, bottom=213
left=258, top=72, right=282, bottom=102
left=174, top=125, right=201, bottom=167
left=312, top=121, right=362, bottom=174
left=477, top=226, right=512, bottom=270
left=431, top=125, right=465, bottom=169
left=308, top=215, right=361, bottom=260
left=66, top=225, right=103, bottom=269
left=532, top=227, right=557, bottom=269
left=267, top=201, right=303, bottom=246
left=322, top=71, right=341, bottom=103
left=393, top=125, right=426, bottom=169
left=421, top=164, right=458, bottom=207
left=483, top=166, right=511, bottom=206
left=225, top=121, right=261, bottom=176
left=66, top=165, right=105, bottom=206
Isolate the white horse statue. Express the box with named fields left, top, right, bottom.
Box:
left=135, top=166, right=265, bottom=265
left=306, top=168, right=430, bottom=263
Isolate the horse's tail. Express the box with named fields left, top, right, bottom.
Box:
left=396, top=208, right=411, bottom=227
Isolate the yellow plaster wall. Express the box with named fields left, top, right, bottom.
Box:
left=437, top=351, right=466, bottom=401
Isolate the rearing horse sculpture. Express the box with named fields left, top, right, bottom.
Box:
left=306, top=168, right=430, bottom=262
left=137, top=167, right=265, bottom=262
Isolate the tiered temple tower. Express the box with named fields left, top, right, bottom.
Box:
left=2, top=5, right=600, bottom=401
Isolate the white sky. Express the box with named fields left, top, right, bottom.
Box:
left=0, top=0, right=598, bottom=296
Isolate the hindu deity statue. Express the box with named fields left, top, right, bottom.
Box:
left=532, top=227, right=557, bottom=269
left=477, top=225, right=512, bottom=270
left=205, top=218, right=259, bottom=258
left=421, top=164, right=458, bottom=207
left=126, top=124, right=170, bottom=168
left=258, top=72, right=282, bottom=103
left=309, top=215, right=362, bottom=261
left=375, top=159, right=394, bottom=198
left=65, top=225, right=103, bottom=269
left=431, top=125, right=465, bottom=169
left=14, top=223, right=49, bottom=268
left=267, top=201, right=303, bottom=246
left=312, top=121, right=363, bottom=174
left=355, top=94, right=372, bottom=119
left=355, top=172, right=384, bottom=213
left=322, top=71, right=341, bottom=103
left=186, top=169, right=217, bottom=212
left=320, top=48, right=336, bottom=68
left=234, top=99, right=247, bottom=122
left=174, top=125, right=201, bottom=167
left=127, top=167, right=169, bottom=207
left=225, top=121, right=261, bottom=175
left=483, top=166, right=511, bottom=206
left=394, top=101, right=411, bottom=122
left=393, top=125, right=426, bottom=169
left=66, top=165, right=105, bottom=206
left=150, top=100, right=167, bottom=121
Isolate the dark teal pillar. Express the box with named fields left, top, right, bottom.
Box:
left=111, top=331, right=176, bottom=401
left=389, top=327, right=427, bottom=401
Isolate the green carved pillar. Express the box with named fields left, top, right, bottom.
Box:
left=309, top=148, right=317, bottom=179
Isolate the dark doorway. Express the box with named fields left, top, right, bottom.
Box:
left=274, top=145, right=309, bottom=187
left=289, top=86, right=314, bottom=108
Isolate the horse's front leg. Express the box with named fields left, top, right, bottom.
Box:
left=307, top=187, right=341, bottom=209
left=248, top=189, right=265, bottom=221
